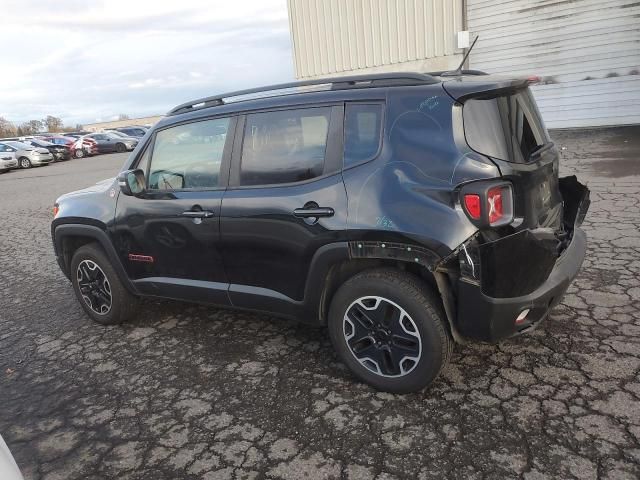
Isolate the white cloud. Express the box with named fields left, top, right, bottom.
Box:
left=0, top=0, right=293, bottom=125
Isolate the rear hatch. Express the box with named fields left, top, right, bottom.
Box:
left=444, top=76, right=563, bottom=231
left=442, top=76, right=589, bottom=299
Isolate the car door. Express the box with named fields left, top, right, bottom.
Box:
left=220, top=105, right=347, bottom=311
left=111, top=115, right=236, bottom=305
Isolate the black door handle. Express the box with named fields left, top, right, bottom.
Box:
left=293, top=207, right=334, bottom=218
left=182, top=210, right=215, bottom=218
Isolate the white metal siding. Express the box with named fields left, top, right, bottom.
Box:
left=467, top=0, right=640, bottom=128
left=288, top=0, right=464, bottom=79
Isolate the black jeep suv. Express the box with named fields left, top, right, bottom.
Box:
left=52, top=72, right=589, bottom=393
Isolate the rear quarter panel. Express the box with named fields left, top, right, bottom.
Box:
left=343, top=85, right=501, bottom=259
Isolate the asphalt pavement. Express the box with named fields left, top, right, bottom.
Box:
left=1, top=127, right=639, bottom=479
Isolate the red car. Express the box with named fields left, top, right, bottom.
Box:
left=38, top=135, right=97, bottom=158
left=70, top=136, right=99, bottom=158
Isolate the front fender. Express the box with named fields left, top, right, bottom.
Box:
left=52, top=223, right=138, bottom=295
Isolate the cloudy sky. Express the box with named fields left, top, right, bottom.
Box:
left=0, top=0, right=294, bottom=126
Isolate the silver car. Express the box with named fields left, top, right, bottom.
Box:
left=0, top=141, right=53, bottom=169
left=0, top=151, right=18, bottom=172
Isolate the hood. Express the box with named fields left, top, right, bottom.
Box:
left=35, top=147, right=50, bottom=154
left=56, top=177, right=116, bottom=202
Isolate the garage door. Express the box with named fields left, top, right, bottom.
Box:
left=467, top=0, right=640, bottom=128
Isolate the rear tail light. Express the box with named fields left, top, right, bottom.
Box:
left=461, top=182, right=514, bottom=228
left=463, top=194, right=481, bottom=220
left=487, top=187, right=504, bottom=224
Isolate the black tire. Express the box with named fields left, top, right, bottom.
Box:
left=115, top=143, right=126, bottom=153
left=74, top=149, right=85, bottom=158
left=19, top=157, right=32, bottom=169
left=328, top=268, right=453, bottom=393
left=70, top=243, right=138, bottom=325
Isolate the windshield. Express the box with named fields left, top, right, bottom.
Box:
left=30, top=139, right=52, bottom=147
left=463, top=87, right=550, bottom=163
left=6, top=141, right=31, bottom=149
left=107, top=131, right=127, bottom=138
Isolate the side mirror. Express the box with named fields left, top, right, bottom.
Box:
left=118, top=169, right=146, bottom=196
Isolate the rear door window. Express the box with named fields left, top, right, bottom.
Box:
left=463, top=88, right=550, bottom=163
left=344, top=103, right=383, bottom=168
left=239, top=107, right=331, bottom=186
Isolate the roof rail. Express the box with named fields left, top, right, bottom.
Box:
left=167, top=72, right=438, bottom=116
left=428, top=69, right=489, bottom=76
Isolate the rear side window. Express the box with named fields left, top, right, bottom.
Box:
left=240, top=107, right=330, bottom=186
left=463, top=88, right=550, bottom=163
left=344, top=104, right=383, bottom=167
left=147, top=117, right=230, bottom=190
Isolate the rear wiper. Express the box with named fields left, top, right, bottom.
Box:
left=529, top=141, right=555, bottom=161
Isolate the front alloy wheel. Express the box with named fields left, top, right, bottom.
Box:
left=76, top=259, right=112, bottom=315
left=344, top=296, right=421, bottom=377
left=20, top=157, right=32, bottom=168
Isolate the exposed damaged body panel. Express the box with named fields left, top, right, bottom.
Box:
left=451, top=175, right=590, bottom=341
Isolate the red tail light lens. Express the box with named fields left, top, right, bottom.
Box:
left=463, top=194, right=481, bottom=219
left=487, top=187, right=504, bottom=224
left=460, top=182, right=513, bottom=227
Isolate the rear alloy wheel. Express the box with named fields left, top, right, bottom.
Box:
left=19, top=157, right=32, bottom=168
left=74, top=149, right=85, bottom=158
left=115, top=143, right=126, bottom=153
left=328, top=268, right=453, bottom=393
left=343, top=296, right=422, bottom=377
left=70, top=243, right=138, bottom=325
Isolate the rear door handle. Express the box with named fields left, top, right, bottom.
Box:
left=182, top=210, right=215, bottom=218
left=293, top=207, right=334, bottom=218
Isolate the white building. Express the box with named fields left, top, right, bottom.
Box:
left=287, top=0, right=640, bottom=128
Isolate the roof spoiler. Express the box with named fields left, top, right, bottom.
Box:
left=442, top=77, right=532, bottom=103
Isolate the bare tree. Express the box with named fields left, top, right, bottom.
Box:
left=43, top=115, right=64, bottom=133
left=28, top=119, right=43, bottom=133
left=0, top=117, right=16, bottom=137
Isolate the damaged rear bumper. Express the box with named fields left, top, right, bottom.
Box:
left=456, top=226, right=586, bottom=341
left=454, top=176, right=590, bottom=342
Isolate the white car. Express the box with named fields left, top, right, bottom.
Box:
left=0, top=151, right=18, bottom=173
left=0, top=435, right=23, bottom=480
left=0, top=141, right=53, bottom=169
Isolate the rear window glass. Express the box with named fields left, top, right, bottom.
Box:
left=463, top=88, right=550, bottom=163
left=344, top=104, right=383, bottom=167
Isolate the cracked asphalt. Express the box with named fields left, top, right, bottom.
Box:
left=1, top=126, right=639, bottom=479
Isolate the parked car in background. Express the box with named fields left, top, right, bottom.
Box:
left=0, top=141, right=53, bottom=168
left=70, top=136, right=99, bottom=158
left=108, top=126, right=148, bottom=138
left=85, top=132, right=138, bottom=153
left=38, top=135, right=75, bottom=148
left=21, top=138, right=70, bottom=161
left=62, top=131, right=91, bottom=138
left=0, top=150, right=19, bottom=172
